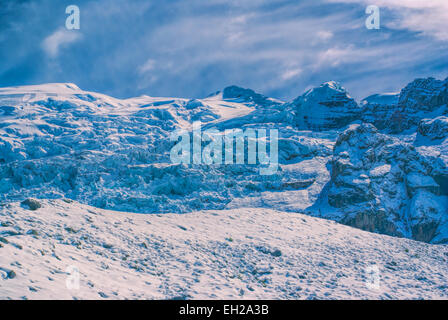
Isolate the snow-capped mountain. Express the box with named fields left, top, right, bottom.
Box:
left=0, top=78, right=447, bottom=244
left=288, top=81, right=361, bottom=131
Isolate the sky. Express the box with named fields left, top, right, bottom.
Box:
left=0, top=0, right=447, bottom=101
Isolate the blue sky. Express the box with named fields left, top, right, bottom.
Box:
left=1, top=0, right=447, bottom=101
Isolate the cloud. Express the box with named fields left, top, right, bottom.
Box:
left=42, top=28, right=82, bottom=58
left=139, top=59, right=156, bottom=74
left=1, top=0, right=447, bottom=101
left=317, top=30, right=334, bottom=41
left=328, top=0, right=448, bottom=41
left=281, top=68, right=303, bottom=81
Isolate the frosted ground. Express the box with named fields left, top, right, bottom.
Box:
left=1, top=200, right=448, bottom=300
left=0, top=78, right=447, bottom=299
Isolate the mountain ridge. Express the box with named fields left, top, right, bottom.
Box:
left=0, top=76, right=447, bottom=243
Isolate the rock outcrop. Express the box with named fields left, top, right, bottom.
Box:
left=327, top=123, right=448, bottom=243
left=360, top=93, right=399, bottom=131
left=360, top=77, right=448, bottom=133
left=417, top=116, right=448, bottom=141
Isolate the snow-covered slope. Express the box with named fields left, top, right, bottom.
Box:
left=1, top=199, right=447, bottom=300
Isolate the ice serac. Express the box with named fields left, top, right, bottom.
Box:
left=327, top=123, right=448, bottom=243
left=290, top=81, right=361, bottom=131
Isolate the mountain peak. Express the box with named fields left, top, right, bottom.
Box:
left=222, top=85, right=259, bottom=99
left=321, top=81, right=345, bottom=92
left=221, top=85, right=282, bottom=106
left=296, top=81, right=350, bottom=102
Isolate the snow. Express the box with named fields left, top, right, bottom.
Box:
left=361, top=93, right=400, bottom=106
left=0, top=78, right=447, bottom=299
left=369, top=164, right=391, bottom=178
left=0, top=83, right=338, bottom=215
left=1, top=199, right=447, bottom=300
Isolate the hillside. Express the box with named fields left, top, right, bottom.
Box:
left=1, top=199, right=447, bottom=300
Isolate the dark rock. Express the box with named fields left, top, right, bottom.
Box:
left=417, top=116, right=448, bottom=141
left=21, top=199, right=42, bottom=211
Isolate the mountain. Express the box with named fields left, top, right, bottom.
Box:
left=0, top=78, right=447, bottom=244
left=288, top=81, right=361, bottom=131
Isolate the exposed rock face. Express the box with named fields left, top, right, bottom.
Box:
left=361, top=93, right=399, bottom=131
left=399, top=77, right=448, bottom=114
left=291, top=81, right=361, bottom=131
left=327, top=123, right=448, bottom=243
left=360, top=77, right=448, bottom=133
left=416, top=116, right=448, bottom=197
left=394, top=77, right=448, bottom=132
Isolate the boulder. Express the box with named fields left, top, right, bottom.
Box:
left=417, top=116, right=448, bottom=140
